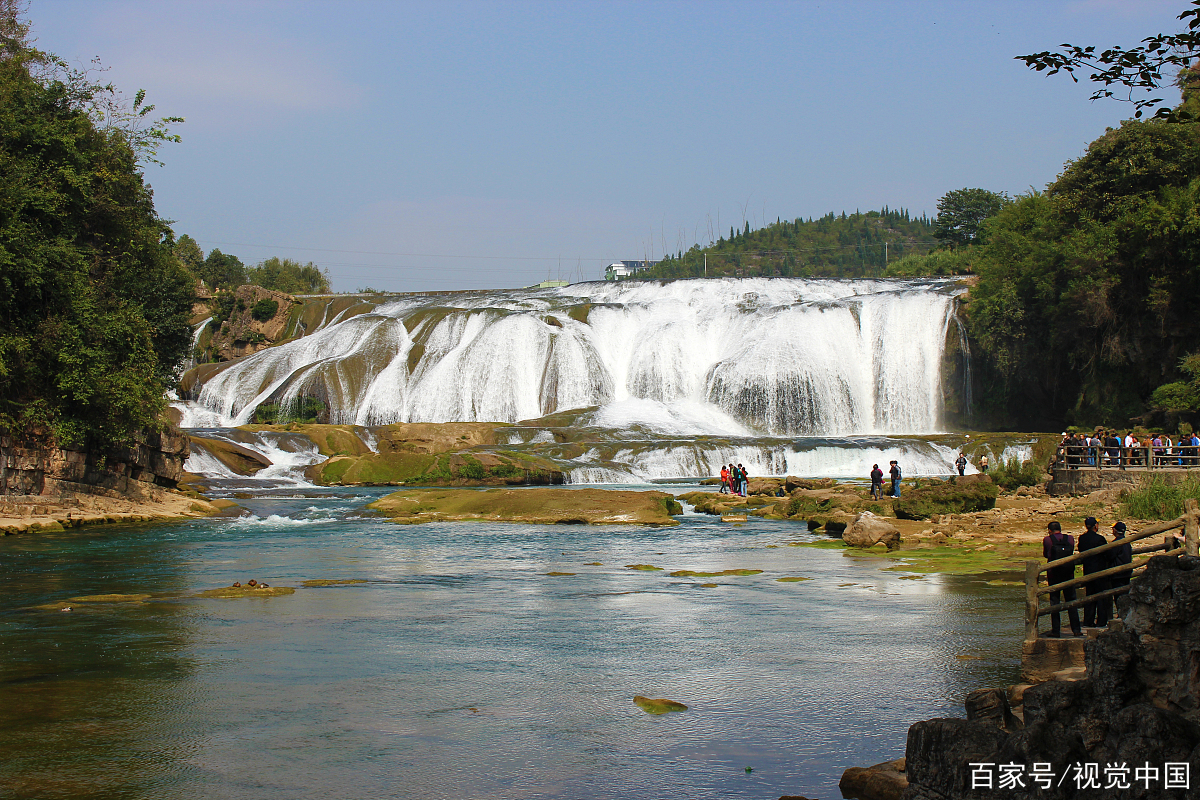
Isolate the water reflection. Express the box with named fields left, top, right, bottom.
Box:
left=0, top=495, right=1024, bottom=799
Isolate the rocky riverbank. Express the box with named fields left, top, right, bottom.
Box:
left=837, top=553, right=1200, bottom=800
left=1, top=428, right=226, bottom=535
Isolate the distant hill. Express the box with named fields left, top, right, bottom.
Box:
left=635, top=208, right=939, bottom=280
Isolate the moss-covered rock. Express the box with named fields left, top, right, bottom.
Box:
left=187, top=436, right=272, bottom=475
left=893, top=475, right=998, bottom=520
left=669, top=568, right=763, bottom=577
left=633, top=696, right=688, bottom=714
left=368, top=487, right=680, bottom=526
left=198, top=585, right=295, bottom=598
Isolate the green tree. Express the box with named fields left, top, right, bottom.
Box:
left=637, top=208, right=938, bottom=281
left=247, top=256, right=331, bottom=294
left=966, top=112, right=1200, bottom=427
left=174, top=233, right=204, bottom=273
left=933, top=188, right=1010, bottom=249
left=0, top=43, right=195, bottom=447
left=200, top=248, right=246, bottom=291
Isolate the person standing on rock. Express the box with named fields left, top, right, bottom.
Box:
left=736, top=463, right=748, bottom=496
left=1043, top=520, right=1082, bottom=637
left=955, top=453, right=967, bottom=476
left=888, top=461, right=901, bottom=498
left=1109, top=521, right=1134, bottom=616
left=1079, top=516, right=1110, bottom=628
left=979, top=454, right=989, bottom=473
left=719, top=465, right=730, bottom=494
left=870, top=464, right=884, bottom=500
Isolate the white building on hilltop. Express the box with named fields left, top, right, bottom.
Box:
left=604, top=260, right=658, bottom=281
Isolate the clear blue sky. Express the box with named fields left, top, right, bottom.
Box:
left=31, top=0, right=1186, bottom=291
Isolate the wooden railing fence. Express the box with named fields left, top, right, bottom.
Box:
left=1023, top=499, right=1200, bottom=641
left=1055, top=444, right=1200, bottom=470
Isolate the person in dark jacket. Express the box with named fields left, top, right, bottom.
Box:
left=1109, top=521, right=1134, bottom=616
left=1043, top=520, right=1082, bottom=637
left=888, top=461, right=901, bottom=498
left=1078, top=516, right=1110, bottom=628
left=869, top=464, right=884, bottom=500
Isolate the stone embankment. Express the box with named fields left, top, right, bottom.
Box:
left=839, top=554, right=1200, bottom=800
left=1, top=429, right=220, bottom=534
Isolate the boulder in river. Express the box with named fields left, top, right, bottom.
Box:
left=842, top=511, right=900, bottom=550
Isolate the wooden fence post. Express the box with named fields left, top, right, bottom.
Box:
left=1025, top=561, right=1040, bottom=641
left=1185, top=498, right=1199, bottom=556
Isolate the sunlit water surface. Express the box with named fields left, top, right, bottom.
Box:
left=0, top=489, right=1023, bottom=799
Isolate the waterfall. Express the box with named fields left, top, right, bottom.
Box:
left=175, top=277, right=964, bottom=436
left=952, top=306, right=973, bottom=424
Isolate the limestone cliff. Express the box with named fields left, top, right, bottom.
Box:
left=1, top=429, right=189, bottom=500
left=199, top=284, right=299, bottom=362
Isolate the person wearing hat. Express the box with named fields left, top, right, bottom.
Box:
left=1109, top=521, right=1133, bottom=616
left=1079, top=516, right=1110, bottom=628
left=1043, top=520, right=1082, bottom=637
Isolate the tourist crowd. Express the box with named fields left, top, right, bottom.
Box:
left=1057, top=430, right=1200, bottom=468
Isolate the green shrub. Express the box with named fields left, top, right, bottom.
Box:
left=252, top=397, right=325, bottom=424
left=489, top=462, right=522, bottom=479
left=1121, top=475, right=1200, bottom=520
left=458, top=458, right=487, bottom=481
left=210, top=295, right=237, bottom=329
left=893, top=476, right=998, bottom=520
left=990, top=457, right=1044, bottom=491
left=251, top=299, right=279, bottom=322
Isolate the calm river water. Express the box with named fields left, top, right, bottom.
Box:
left=0, top=488, right=1024, bottom=799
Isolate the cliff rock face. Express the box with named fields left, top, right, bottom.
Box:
left=903, top=554, right=1200, bottom=800
left=0, top=429, right=190, bottom=500
left=208, top=285, right=298, bottom=361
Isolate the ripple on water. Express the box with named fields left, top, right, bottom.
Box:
left=0, top=503, right=1025, bottom=800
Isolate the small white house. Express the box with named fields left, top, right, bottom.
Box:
left=604, top=260, right=657, bottom=281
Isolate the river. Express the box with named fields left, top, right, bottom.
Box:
left=0, top=486, right=1024, bottom=799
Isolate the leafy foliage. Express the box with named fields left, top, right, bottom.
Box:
left=246, top=257, right=331, bottom=294
left=635, top=208, right=938, bottom=280
left=251, top=397, right=326, bottom=425
left=1016, top=1, right=1200, bottom=120
left=173, top=234, right=204, bottom=274
left=933, top=188, right=1010, bottom=249
left=198, top=248, right=247, bottom=292
left=988, top=457, right=1044, bottom=491
left=1150, top=354, right=1200, bottom=412
left=0, top=49, right=195, bottom=447
left=884, top=248, right=977, bottom=277
left=1121, top=474, right=1200, bottom=520
left=965, top=112, right=1200, bottom=428
left=250, top=299, right=279, bottom=322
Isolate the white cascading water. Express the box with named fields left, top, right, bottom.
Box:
left=175, top=277, right=963, bottom=437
